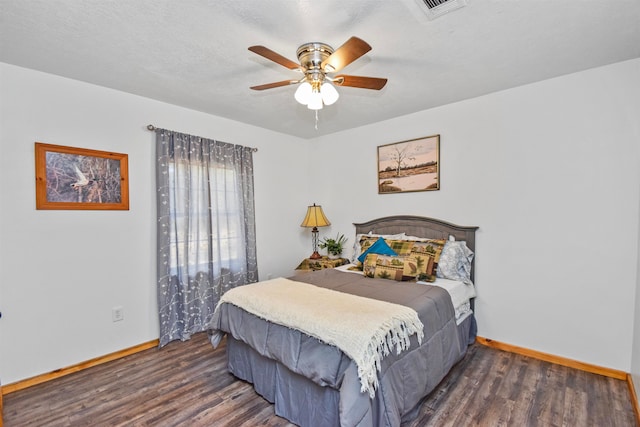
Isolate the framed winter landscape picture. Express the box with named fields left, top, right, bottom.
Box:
left=35, top=142, right=129, bottom=210
left=377, top=135, right=440, bottom=194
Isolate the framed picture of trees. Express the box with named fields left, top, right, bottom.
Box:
left=35, top=142, right=129, bottom=210
left=377, top=135, right=440, bottom=194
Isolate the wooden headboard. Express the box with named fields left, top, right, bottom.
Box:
left=353, top=215, right=479, bottom=281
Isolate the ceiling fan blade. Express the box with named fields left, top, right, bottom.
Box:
left=334, top=75, right=388, bottom=90
left=248, top=46, right=301, bottom=71
left=321, top=36, right=371, bottom=73
left=250, top=80, right=298, bottom=91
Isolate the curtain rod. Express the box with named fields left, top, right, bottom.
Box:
left=146, top=124, right=258, bottom=152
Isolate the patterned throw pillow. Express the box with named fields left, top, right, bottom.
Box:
left=354, top=235, right=384, bottom=264
left=358, top=235, right=380, bottom=252
left=363, top=254, right=421, bottom=281
left=384, top=239, right=415, bottom=256
left=357, top=237, right=398, bottom=264
left=352, top=232, right=406, bottom=264
left=410, top=239, right=447, bottom=282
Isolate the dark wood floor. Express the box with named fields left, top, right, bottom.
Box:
left=3, top=332, right=637, bottom=426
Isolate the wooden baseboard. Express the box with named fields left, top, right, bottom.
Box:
left=2, top=339, right=159, bottom=395
left=476, top=336, right=627, bottom=380
left=627, top=374, right=640, bottom=427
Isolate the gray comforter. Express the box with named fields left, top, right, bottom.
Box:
left=209, top=269, right=471, bottom=427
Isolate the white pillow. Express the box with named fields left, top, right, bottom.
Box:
left=401, top=234, right=427, bottom=241
left=403, top=233, right=454, bottom=242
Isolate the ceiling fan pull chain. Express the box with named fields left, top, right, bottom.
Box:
left=315, top=110, right=319, bottom=130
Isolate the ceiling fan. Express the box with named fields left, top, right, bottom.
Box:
left=248, top=36, right=387, bottom=110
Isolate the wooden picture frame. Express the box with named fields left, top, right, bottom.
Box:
left=35, top=142, right=129, bottom=210
left=377, top=134, right=440, bottom=194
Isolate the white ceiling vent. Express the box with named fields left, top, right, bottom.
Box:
left=421, top=0, right=468, bottom=20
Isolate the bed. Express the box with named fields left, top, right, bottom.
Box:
left=208, top=216, right=479, bottom=427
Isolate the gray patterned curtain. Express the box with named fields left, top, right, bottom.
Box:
left=155, top=128, right=258, bottom=347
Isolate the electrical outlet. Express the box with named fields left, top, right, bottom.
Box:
left=112, top=306, right=124, bottom=322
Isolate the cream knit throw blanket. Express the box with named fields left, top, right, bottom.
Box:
left=217, top=277, right=424, bottom=397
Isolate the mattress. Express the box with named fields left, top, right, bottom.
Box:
left=334, top=263, right=476, bottom=324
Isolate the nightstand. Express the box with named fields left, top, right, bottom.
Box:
left=295, top=256, right=350, bottom=272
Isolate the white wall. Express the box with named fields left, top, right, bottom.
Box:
left=312, top=59, right=640, bottom=371
left=0, top=63, right=311, bottom=384
left=2, top=58, right=639, bottom=386
left=633, top=159, right=640, bottom=403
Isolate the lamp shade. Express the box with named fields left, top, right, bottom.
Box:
left=321, top=82, right=339, bottom=105
left=300, top=203, right=331, bottom=228
left=294, top=81, right=312, bottom=105
left=307, top=90, right=323, bottom=110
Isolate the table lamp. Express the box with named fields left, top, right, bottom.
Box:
left=300, top=203, right=330, bottom=259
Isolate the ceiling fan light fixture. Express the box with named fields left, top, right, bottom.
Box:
left=294, top=81, right=312, bottom=104
left=320, top=82, right=339, bottom=106
left=249, top=37, right=385, bottom=115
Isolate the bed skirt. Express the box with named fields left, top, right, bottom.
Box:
left=225, top=313, right=476, bottom=427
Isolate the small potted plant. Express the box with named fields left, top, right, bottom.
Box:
left=319, top=233, right=348, bottom=259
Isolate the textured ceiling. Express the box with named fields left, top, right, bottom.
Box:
left=1, top=0, right=639, bottom=139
